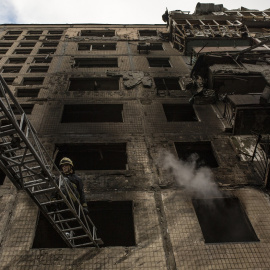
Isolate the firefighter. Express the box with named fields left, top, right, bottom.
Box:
left=59, top=157, right=89, bottom=215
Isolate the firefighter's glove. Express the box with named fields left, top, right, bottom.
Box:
left=83, top=207, right=89, bottom=215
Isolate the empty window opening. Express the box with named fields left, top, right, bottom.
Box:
left=61, top=104, right=123, bottom=123
left=8, top=58, right=26, bottom=64
left=69, top=78, right=119, bottom=91
left=148, top=58, right=171, bottom=67
left=192, top=198, right=259, bottom=243
left=7, top=31, right=22, bottom=35
left=81, top=30, right=115, bottom=37
left=87, top=201, right=135, bottom=247
left=13, top=49, right=32, bottom=54
left=0, top=169, right=6, bottom=185
left=42, top=42, right=58, bottom=47
left=3, top=77, right=15, bottom=85
left=0, top=43, right=13, bottom=47
left=11, top=104, right=34, bottom=114
left=48, top=30, right=63, bottom=34
left=23, top=77, right=44, bottom=85
left=2, top=36, right=18, bottom=40
left=55, top=143, right=127, bottom=170
left=28, top=66, right=49, bottom=73
left=78, top=43, right=116, bottom=51
left=74, top=58, right=118, bottom=68
left=0, top=49, right=8, bottom=54
left=19, top=42, right=36, bottom=47
left=139, top=30, right=157, bottom=36
left=174, top=141, right=218, bottom=168
left=1, top=66, right=22, bottom=73
left=154, top=78, right=180, bottom=90
left=38, top=49, right=56, bottom=54
left=32, top=211, right=68, bottom=248
left=28, top=30, right=43, bottom=35
left=1, top=119, right=27, bottom=131
left=45, top=36, right=61, bottom=40
left=33, top=57, right=52, bottom=63
left=24, top=36, right=40, bottom=40
left=163, top=104, right=198, bottom=122
left=138, top=42, right=163, bottom=50
left=17, top=88, right=40, bottom=97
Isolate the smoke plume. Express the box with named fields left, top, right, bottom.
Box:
left=158, top=150, right=221, bottom=198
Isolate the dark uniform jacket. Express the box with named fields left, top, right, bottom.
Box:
left=62, top=173, right=87, bottom=207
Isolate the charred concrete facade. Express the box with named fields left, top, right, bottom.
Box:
left=1, top=4, right=270, bottom=269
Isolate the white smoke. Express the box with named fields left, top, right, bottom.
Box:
left=158, top=150, right=221, bottom=198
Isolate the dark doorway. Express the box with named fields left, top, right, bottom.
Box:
left=87, top=201, right=135, bottom=247
left=175, top=141, right=218, bottom=168
left=32, top=211, right=68, bottom=248
left=163, top=104, right=198, bottom=122
left=55, top=143, right=127, bottom=170
left=192, top=198, right=259, bottom=243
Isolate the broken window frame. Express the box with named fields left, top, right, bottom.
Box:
left=13, top=49, right=32, bottom=54
left=27, top=30, right=43, bottom=35
left=22, top=77, right=44, bottom=85
left=61, top=104, right=124, bottom=123
left=0, top=49, right=8, bottom=54
left=37, top=49, right=56, bottom=54
left=1, top=66, right=22, bottom=73
left=78, top=43, right=117, bottom=51
left=45, top=35, right=61, bottom=40
left=16, top=88, right=40, bottom=97
left=48, top=30, right=63, bottom=35
left=0, top=43, right=13, bottom=47
left=7, top=58, right=27, bottom=64
left=6, top=31, right=22, bottom=35
left=28, top=66, right=49, bottom=73
left=154, top=77, right=180, bottom=90
left=33, top=57, right=52, bottom=63
left=2, top=36, right=19, bottom=40
left=138, top=42, right=164, bottom=50
left=3, top=77, right=15, bottom=85
left=18, top=42, right=36, bottom=47
left=24, top=36, right=40, bottom=40
left=139, top=30, right=158, bottom=36
left=42, top=42, right=59, bottom=47
left=68, top=78, right=119, bottom=91
left=11, top=104, right=34, bottom=114
left=80, top=30, right=115, bottom=37
left=163, top=104, right=198, bottom=122
left=147, top=58, right=171, bottom=68
left=74, top=58, right=118, bottom=68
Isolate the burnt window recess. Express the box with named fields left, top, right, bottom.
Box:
left=163, top=104, right=198, bottom=122
left=0, top=49, right=8, bottom=54
left=87, top=201, right=135, bottom=246
left=7, top=31, right=22, bottom=35
left=138, top=42, right=163, bottom=51
left=32, top=211, right=68, bottom=248
left=174, top=141, right=218, bottom=168
left=139, top=30, right=157, bottom=36
left=0, top=169, right=6, bottom=185
left=16, top=88, right=40, bottom=97
left=10, top=104, right=34, bottom=114
left=33, top=57, right=52, bottom=63
left=80, top=30, right=115, bottom=37
left=42, top=42, right=58, bottom=47
left=192, top=198, right=259, bottom=243
left=55, top=143, right=127, bottom=170
left=78, top=43, right=116, bottom=51
left=28, top=66, right=49, bottom=73
left=1, top=66, right=22, bottom=73
left=24, top=36, right=40, bottom=40
left=37, top=49, right=56, bottom=54
left=69, top=78, right=119, bottom=91
left=154, top=78, right=180, bottom=90
left=23, top=77, right=44, bottom=85
left=2, top=36, right=18, bottom=40
left=13, top=49, right=32, bottom=54
left=45, top=35, right=61, bottom=40
left=8, top=58, right=27, bottom=64
left=148, top=58, right=171, bottom=67
left=19, top=42, right=36, bottom=47
left=28, top=30, right=43, bottom=35
left=61, top=104, right=123, bottom=123
left=48, top=30, right=63, bottom=34
left=3, top=77, right=15, bottom=85
left=0, top=43, right=13, bottom=47
left=74, top=58, right=118, bottom=68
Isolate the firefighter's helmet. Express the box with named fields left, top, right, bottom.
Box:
left=59, top=157, right=74, bottom=168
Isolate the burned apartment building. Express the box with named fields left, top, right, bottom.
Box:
left=1, top=2, right=270, bottom=269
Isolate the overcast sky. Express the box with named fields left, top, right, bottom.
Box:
left=1, top=0, right=270, bottom=25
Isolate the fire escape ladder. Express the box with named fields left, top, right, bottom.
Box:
left=0, top=75, right=103, bottom=248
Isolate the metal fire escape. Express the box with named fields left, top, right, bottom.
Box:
left=0, top=76, right=103, bottom=248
